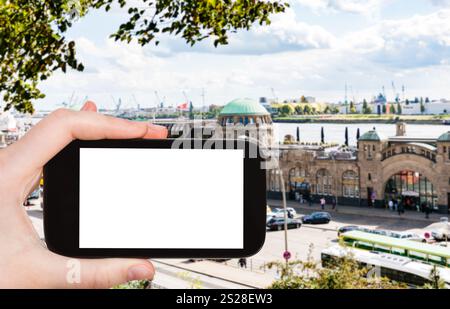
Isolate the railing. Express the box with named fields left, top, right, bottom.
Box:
left=214, top=258, right=275, bottom=274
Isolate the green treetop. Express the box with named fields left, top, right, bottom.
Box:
left=0, top=0, right=288, bottom=113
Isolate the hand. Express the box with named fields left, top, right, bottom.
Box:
left=0, top=101, right=168, bottom=288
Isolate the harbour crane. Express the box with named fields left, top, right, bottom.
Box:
left=132, top=94, right=140, bottom=110
left=391, top=81, right=400, bottom=103
left=111, top=96, right=122, bottom=113
left=271, top=88, right=278, bottom=104
left=182, top=91, right=189, bottom=105
left=201, top=88, right=206, bottom=107
left=154, top=91, right=165, bottom=108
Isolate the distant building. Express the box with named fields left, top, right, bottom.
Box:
left=270, top=123, right=450, bottom=214
left=216, top=98, right=274, bottom=146
left=155, top=97, right=274, bottom=146
left=305, top=96, right=316, bottom=103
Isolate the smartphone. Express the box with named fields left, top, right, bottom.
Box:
left=43, top=139, right=267, bottom=258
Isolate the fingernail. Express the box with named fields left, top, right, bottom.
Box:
left=127, top=264, right=154, bottom=281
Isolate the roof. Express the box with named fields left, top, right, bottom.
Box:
left=388, top=136, right=437, bottom=144
left=358, top=130, right=384, bottom=141
left=219, top=98, right=270, bottom=116
left=437, top=131, right=450, bottom=142
left=342, top=230, right=450, bottom=258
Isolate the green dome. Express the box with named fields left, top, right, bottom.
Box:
left=359, top=130, right=383, bottom=141
left=219, top=98, right=269, bottom=116
left=437, top=131, right=450, bottom=142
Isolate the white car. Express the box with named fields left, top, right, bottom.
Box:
left=266, top=213, right=276, bottom=223
left=272, top=207, right=297, bottom=218
left=388, top=231, right=426, bottom=243
left=432, top=229, right=450, bottom=241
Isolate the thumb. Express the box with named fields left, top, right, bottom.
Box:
left=66, top=258, right=155, bottom=289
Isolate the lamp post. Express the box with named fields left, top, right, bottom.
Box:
left=333, top=153, right=339, bottom=211
left=278, top=168, right=290, bottom=269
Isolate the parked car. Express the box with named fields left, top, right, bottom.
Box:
left=388, top=231, right=426, bottom=242
left=267, top=217, right=302, bottom=231
left=432, top=229, right=450, bottom=241
left=302, top=212, right=331, bottom=224
left=337, top=225, right=359, bottom=237
left=431, top=218, right=450, bottom=242
left=272, top=207, right=297, bottom=218
left=266, top=214, right=276, bottom=223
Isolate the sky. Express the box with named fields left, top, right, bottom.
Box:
left=36, top=0, right=450, bottom=110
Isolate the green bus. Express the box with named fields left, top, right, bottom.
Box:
left=340, top=230, right=450, bottom=268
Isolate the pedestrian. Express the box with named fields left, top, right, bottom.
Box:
left=320, top=197, right=326, bottom=210
left=420, top=202, right=425, bottom=213
left=388, top=199, right=393, bottom=211
left=397, top=201, right=404, bottom=215
left=288, top=210, right=293, bottom=219
left=238, top=258, right=246, bottom=268
left=332, top=197, right=336, bottom=210
left=425, top=203, right=432, bottom=219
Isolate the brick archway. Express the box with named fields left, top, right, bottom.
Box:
left=379, top=155, right=442, bottom=206
left=380, top=156, right=438, bottom=190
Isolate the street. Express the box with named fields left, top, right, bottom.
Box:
left=26, top=201, right=444, bottom=288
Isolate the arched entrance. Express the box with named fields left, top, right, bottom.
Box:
left=384, top=170, right=438, bottom=211
left=288, top=167, right=310, bottom=201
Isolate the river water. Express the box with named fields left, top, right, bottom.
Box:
left=273, top=123, right=450, bottom=146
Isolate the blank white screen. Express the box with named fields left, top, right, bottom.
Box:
left=79, top=148, right=244, bottom=249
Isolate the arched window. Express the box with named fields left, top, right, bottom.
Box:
left=269, top=169, right=281, bottom=192
left=289, top=167, right=306, bottom=191
left=342, top=170, right=360, bottom=198
left=316, top=169, right=332, bottom=196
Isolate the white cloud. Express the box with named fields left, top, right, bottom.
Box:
left=296, top=0, right=385, bottom=15
left=156, top=8, right=335, bottom=55
left=342, top=9, right=450, bottom=68
left=429, top=0, right=450, bottom=7
left=35, top=3, right=450, bottom=110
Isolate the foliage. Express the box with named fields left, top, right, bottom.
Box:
left=303, top=104, right=312, bottom=115
left=267, top=245, right=406, bottom=289
left=423, top=265, right=446, bottom=289
left=420, top=101, right=425, bottom=114
left=280, top=104, right=294, bottom=116
left=349, top=101, right=357, bottom=114
left=94, top=0, right=287, bottom=47
left=397, top=102, right=402, bottom=115
left=294, top=104, right=304, bottom=115
left=203, top=104, right=222, bottom=119
left=362, top=99, right=372, bottom=114
left=0, top=0, right=89, bottom=113
left=113, top=279, right=150, bottom=289
left=390, top=104, right=396, bottom=114
left=0, top=0, right=288, bottom=113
